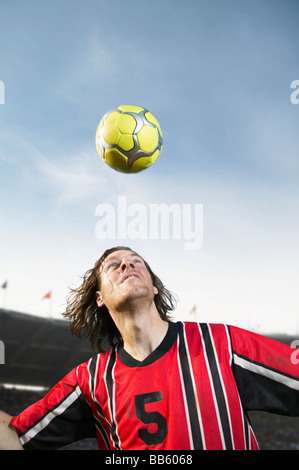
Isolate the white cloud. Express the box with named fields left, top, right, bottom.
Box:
left=36, top=151, right=104, bottom=203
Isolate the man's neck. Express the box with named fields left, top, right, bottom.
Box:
left=111, top=307, right=169, bottom=361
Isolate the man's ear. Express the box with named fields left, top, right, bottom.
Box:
left=96, top=291, right=105, bottom=308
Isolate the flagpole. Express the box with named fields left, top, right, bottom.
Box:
left=3, top=287, right=7, bottom=309
left=48, top=292, right=53, bottom=318
left=188, top=304, right=197, bottom=322
left=42, top=291, right=53, bottom=318
left=1, top=281, right=8, bottom=310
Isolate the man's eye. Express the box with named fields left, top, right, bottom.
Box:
left=107, top=262, right=118, bottom=270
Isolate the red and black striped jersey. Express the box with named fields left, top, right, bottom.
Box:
left=10, top=321, right=299, bottom=450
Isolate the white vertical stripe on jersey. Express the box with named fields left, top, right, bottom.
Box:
left=111, top=352, right=121, bottom=449
left=87, top=357, right=102, bottom=419
left=224, top=325, right=233, bottom=367
left=87, top=356, right=111, bottom=449
left=104, top=348, right=121, bottom=450
left=103, top=350, right=113, bottom=422
left=176, top=332, right=194, bottom=450
left=224, top=325, right=247, bottom=450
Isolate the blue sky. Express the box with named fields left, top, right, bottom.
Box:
left=0, top=0, right=299, bottom=334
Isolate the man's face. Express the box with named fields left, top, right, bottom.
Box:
left=96, top=250, right=158, bottom=311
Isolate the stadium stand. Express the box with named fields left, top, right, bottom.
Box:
left=0, top=308, right=94, bottom=388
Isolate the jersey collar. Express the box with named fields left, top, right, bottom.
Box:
left=117, top=321, right=179, bottom=367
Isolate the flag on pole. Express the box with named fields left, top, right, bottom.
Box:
left=42, top=291, right=52, bottom=300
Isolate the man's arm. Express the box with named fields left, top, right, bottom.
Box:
left=230, top=325, right=299, bottom=415
left=0, top=411, right=23, bottom=450
left=9, top=365, right=97, bottom=450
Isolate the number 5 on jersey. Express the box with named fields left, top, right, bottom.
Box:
left=134, top=391, right=168, bottom=445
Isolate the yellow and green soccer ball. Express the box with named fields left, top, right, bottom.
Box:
left=95, top=105, right=163, bottom=173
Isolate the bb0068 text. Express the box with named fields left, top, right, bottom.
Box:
left=149, top=454, right=192, bottom=465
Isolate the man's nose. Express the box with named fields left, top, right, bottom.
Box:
left=120, top=259, right=135, bottom=271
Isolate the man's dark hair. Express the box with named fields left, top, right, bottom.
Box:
left=63, top=246, right=176, bottom=353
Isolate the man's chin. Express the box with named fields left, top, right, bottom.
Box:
left=118, top=285, right=152, bottom=304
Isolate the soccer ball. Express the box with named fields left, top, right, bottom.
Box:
left=95, top=105, right=163, bottom=173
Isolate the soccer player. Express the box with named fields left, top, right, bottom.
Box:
left=0, top=246, right=299, bottom=450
